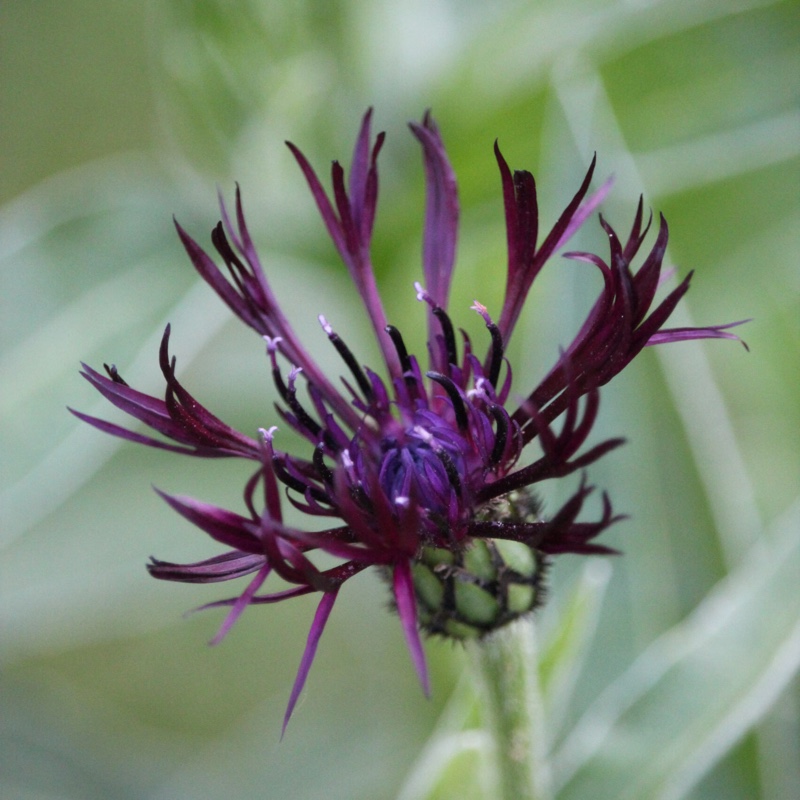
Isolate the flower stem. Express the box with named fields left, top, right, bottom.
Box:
left=467, top=619, right=553, bottom=800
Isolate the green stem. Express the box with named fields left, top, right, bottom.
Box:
left=467, top=619, right=553, bottom=800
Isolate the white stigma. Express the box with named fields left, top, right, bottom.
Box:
left=287, top=366, right=303, bottom=387
left=258, top=425, right=279, bottom=443
left=412, top=426, right=434, bottom=446
left=263, top=335, right=283, bottom=354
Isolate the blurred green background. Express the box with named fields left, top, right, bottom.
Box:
left=2, top=1, right=798, bottom=798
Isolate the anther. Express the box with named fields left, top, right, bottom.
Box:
left=427, top=372, right=469, bottom=431
left=103, top=363, right=128, bottom=386
left=433, top=307, right=458, bottom=367
left=319, top=315, right=374, bottom=401
left=273, top=458, right=331, bottom=504
left=488, top=405, right=509, bottom=465
left=434, top=448, right=462, bottom=496
left=385, top=325, right=412, bottom=375
left=211, top=222, right=246, bottom=275
left=472, top=301, right=504, bottom=388
left=285, top=368, right=322, bottom=437
left=313, top=444, right=334, bottom=484
left=415, top=282, right=458, bottom=367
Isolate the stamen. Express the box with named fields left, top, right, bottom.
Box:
left=340, top=449, right=359, bottom=485
left=467, top=377, right=489, bottom=402
left=412, top=425, right=462, bottom=497
left=264, top=337, right=289, bottom=401
left=427, top=371, right=469, bottom=431
left=285, top=368, right=322, bottom=438
left=471, top=301, right=504, bottom=388
left=273, top=455, right=332, bottom=505
left=488, top=405, right=509, bottom=465
left=211, top=222, right=248, bottom=286
left=272, top=456, right=309, bottom=494
left=385, top=325, right=412, bottom=375
left=103, top=363, right=128, bottom=386
left=318, top=315, right=374, bottom=401
left=434, top=448, right=462, bottom=496
left=313, top=444, right=334, bottom=484
left=433, top=307, right=458, bottom=367
left=415, top=282, right=457, bottom=367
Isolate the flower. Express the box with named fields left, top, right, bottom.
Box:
left=72, top=109, right=746, bottom=731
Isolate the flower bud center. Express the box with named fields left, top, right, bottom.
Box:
left=379, top=432, right=463, bottom=514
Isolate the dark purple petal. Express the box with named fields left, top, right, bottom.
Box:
left=409, top=111, right=459, bottom=317
left=69, top=408, right=224, bottom=456
left=209, top=563, right=272, bottom=645
left=157, top=326, right=262, bottom=456
left=631, top=273, right=693, bottom=348
left=175, top=220, right=266, bottom=335
left=147, top=551, right=265, bottom=583
left=282, top=590, right=338, bottom=736
left=288, top=113, right=401, bottom=379
left=257, top=513, right=326, bottom=588
left=77, top=366, right=182, bottom=438
left=79, top=362, right=166, bottom=416
left=628, top=209, right=663, bottom=322
left=497, top=154, right=597, bottom=342
left=156, top=489, right=262, bottom=553
left=541, top=490, right=625, bottom=555
left=646, top=319, right=751, bottom=348
left=278, top=522, right=391, bottom=565
left=286, top=141, right=347, bottom=256
left=178, top=208, right=363, bottom=429
left=545, top=153, right=596, bottom=250
left=620, top=197, right=651, bottom=262
left=393, top=558, right=430, bottom=697
left=193, top=561, right=368, bottom=611
left=348, top=107, right=386, bottom=243
left=195, top=584, right=315, bottom=611
left=75, top=355, right=260, bottom=458
left=554, top=175, right=614, bottom=251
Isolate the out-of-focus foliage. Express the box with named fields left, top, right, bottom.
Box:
left=2, top=1, right=798, bottom=798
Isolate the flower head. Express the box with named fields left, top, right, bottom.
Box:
left=73, top=109, right=746, bottom=731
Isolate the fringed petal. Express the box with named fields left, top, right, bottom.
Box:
left=409, top=111, right=459, bottom=319
left=497, top=154, right=598, bottom=342
left=155, top=490, right=261, bottom=552
left=646, top=319, right=751, bottom=349
left=282, top=590, right=338, bottom=736
left=147, top=551, right=265, bottom=583
left=209, top=563, right=272, bottom=646
left=393, top=559, right=430, bottom=697
left=287, top=112, right=400, bottom=380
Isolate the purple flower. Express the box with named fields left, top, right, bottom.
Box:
left=72, top=109, right=746, bottom=731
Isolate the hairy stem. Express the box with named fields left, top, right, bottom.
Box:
left=467, top=619, right=553, bottom=800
